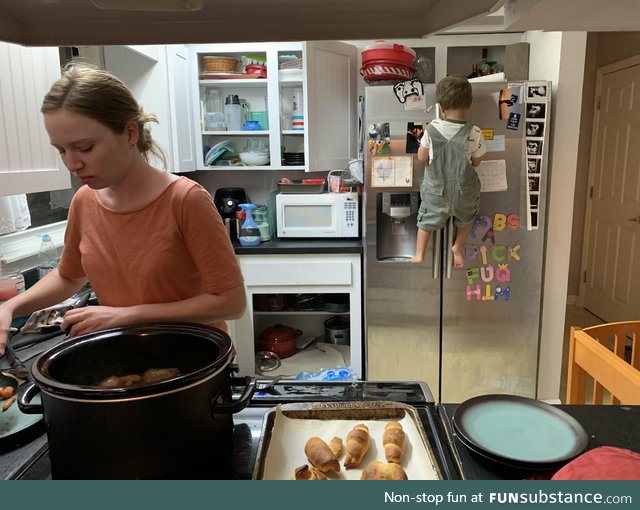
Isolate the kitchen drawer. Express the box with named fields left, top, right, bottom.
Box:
left=241, top=257, right=353, bottom=286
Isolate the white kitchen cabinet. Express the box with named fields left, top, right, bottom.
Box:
left=234, top=254, right=362, bottom=379
left=189, top=41, right=357, bottom=172
left=0, top=42, right=68, bottom=197
left=102, top=45, right=196, bottom=173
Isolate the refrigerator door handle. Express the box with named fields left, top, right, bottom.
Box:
left=432, top=227, right=442, bottom=279
left=445, top=217, right=455, bottom=279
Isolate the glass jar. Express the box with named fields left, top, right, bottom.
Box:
left=0, top=266, right=25, bottom=303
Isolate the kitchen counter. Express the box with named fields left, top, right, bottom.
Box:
left=3, top=380, right=457, bottom=480
left=438, top=403, right=640, bottom=480
left=233, top=238, right=363, bottom=255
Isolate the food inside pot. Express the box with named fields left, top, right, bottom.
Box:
left=96, top=367, right=181, bottom=388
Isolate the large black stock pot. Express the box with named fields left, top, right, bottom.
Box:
left=18, top=322, right=256, bottom=479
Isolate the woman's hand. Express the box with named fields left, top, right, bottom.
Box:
left=0, top=305, right=13, bottom=356
left=61, top=306, right=133, bottom=337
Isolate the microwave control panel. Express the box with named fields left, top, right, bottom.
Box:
left=343, top=198, right=359, bottom=237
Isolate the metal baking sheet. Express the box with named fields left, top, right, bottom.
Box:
left=252, top=401, right=443, bottom=480
left=277, top=182, right=324, bottom=193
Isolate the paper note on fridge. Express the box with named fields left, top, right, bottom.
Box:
left=371, top=156, right=413, bottom=187
left=476, top=160, right=508, bottom=192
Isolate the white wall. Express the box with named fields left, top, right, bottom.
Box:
left=527, top=31, right=588, bottom=400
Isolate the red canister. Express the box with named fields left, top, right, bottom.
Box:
left=361, top=40, right=416, bottom=67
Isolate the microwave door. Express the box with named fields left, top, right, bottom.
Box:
left=282, top=203, right=338, bottom=237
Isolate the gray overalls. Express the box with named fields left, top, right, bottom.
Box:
left=417, top=122, right=481, bottom=231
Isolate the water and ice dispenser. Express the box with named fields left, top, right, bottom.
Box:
left=376, top=192, right=420, bottom=261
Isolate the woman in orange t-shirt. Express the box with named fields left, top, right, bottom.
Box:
left=0, top=64, right=245, bottom=355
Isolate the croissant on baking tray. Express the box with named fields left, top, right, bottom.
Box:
left=344, top=423, right=371, bottom=468
left=293, top=464, right=328, bottom=480
left=382, top=421, right=406, bottom=464
left=304, top=437, right=341, bottom=473
left=360, top=461, right=408, bottom=480
left=329, top=436, right=343, bottom=459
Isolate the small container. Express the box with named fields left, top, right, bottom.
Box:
left=324, top=316, right=350, bottom=345
left=0, top=266, right=25, bottom=302
left=292, top=115, right=304, bottom=130
left=205, top=112, right=226, bottom=131
left=251, top=111, right=269, bottom=129
left=243, top=120, right=262, bottom=131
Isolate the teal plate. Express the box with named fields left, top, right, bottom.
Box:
left=453, top=394, right=588, bottom=469
left=0, top=374, right=43, bottom=441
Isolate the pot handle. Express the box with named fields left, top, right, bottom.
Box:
left=211, top=376, right=256, bottom=415
left=17, top=380, right=44, bottom=415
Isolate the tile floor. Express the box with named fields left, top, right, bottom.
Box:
left=559, top=304, right=605, bottom=403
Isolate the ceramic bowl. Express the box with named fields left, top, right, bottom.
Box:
left=239, top=151, right=270, bottom=166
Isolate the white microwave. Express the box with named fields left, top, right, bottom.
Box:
left=276, top=192, right=359, bottom=238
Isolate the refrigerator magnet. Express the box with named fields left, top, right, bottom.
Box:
left=526, top=140, right=543, bottom=156
left=527, top=158, right=542, bottom=174
left=526, top=82, right=550, bottom=101
left=368, top=122, right=391, bottom=156
left=371, top=156, right=413, bottom=187
left=506, top=112, right=521, bottom=131
left=526, top=121, right=545, bottom=138
left=526, top=103, right=546, bottom=119
left=498, top=86, right=521, bottom=120
left=406, top=122, right=426, bottom=154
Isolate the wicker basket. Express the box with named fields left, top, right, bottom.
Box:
left=202, top=56, right=239, bottom=72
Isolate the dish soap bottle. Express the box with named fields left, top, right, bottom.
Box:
left=238, top=204, right=261, bottom=246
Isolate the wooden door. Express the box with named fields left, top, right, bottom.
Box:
left=582, top=56, right=640, bottom=321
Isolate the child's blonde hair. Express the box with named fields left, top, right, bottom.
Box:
left=436, top=75, right=473, bottom=110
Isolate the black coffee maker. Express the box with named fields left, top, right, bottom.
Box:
left=213, top=187, right=249, bottom=240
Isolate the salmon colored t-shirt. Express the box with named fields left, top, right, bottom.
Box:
left=58, top=176, right=244, bottom=332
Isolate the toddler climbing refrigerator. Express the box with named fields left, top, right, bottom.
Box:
left=363, top=80, right=551, bottom=402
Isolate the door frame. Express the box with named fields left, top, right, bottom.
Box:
left=578, top=53, right=640, bottom=307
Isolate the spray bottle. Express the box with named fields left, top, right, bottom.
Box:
left=238, top=204, right=261, bottom=246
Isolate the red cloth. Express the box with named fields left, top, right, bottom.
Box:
left=552, top=446, right=640, bottom=480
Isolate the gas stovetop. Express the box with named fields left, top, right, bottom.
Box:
left=7, top=381, right=458, bottom=480
left=249, top=380, right=435, bottom=405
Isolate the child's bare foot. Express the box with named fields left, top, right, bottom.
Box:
left=451, top=244, right=464, bottom=268
left=410, top=255, right=424, bottom=264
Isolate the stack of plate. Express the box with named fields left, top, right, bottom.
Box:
left=452, top=394, right=588, bottom=470
left=204, top=140, right=233, bottom=166
left=283, top=152, right=305, bottom=166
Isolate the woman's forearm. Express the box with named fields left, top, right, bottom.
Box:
left=1, top=268, right=87, bottom=318
left=125, top=284, right=247, bottom=325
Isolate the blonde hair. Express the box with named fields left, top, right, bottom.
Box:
left=41, top=62, right=167, bottom=169
left=436, top=75, right=473, bottom=111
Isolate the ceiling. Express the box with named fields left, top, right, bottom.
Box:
left=2, top=0, right=639, bottom=48
left=502, top=0, right=640, bottom=32
left=0, top=0, right=501, bottom=47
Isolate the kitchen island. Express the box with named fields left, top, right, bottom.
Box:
left=2, top=366, right=640, bottom=479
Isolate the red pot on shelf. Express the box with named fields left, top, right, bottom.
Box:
left=255, top=324, right=302, bottom=359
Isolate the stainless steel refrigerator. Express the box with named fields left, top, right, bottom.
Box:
left=363, top=81, right=551, bottom=403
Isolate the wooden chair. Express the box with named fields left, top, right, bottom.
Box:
left=566, top=321, right=640, bottom=405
